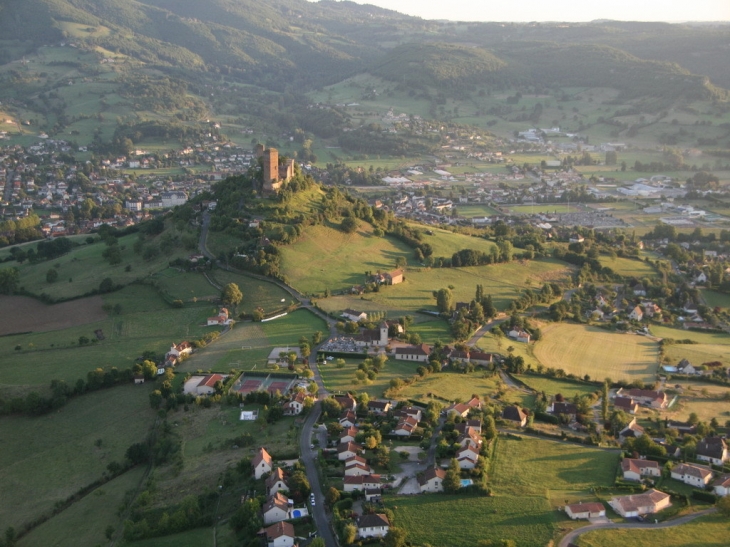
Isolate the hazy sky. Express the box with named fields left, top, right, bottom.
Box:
left=336, top=0, right=730, bottom=23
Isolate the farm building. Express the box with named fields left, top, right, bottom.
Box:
left=183, top=374, right=227, bottom=396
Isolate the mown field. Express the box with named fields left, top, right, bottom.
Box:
left=318, top=357, right=419, bottom=398
left=491, top=436, right=620, bottom=498
left=385, top=494, right=556, bottom=547
left=576, top=514, right=730, bottom=547
left=398, top=370, right=531, bottom=407
left=17, top=466, right=147, bottom=547
left=453, top=204, right=501, bottom=218
left=534, top=324, right=659, bottom=383
left=315, top=258, right=572, bottom=318
left=0, top=385, right=155, bottom=532
left=176, top=309, right=327, bottom=372
left=406, top=318, right=453, bottom=343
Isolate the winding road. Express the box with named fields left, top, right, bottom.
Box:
left=558, top=508, right=716, bottom=547
left=199, top=213, right=339, bottom=546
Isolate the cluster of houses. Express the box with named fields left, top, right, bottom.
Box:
left=250, top=448, right=307, bottom=547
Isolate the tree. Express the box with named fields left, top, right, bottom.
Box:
left=325, top=486, right=340, bottom=506
left=99, top=277, right=114, bottom=293
left=340, top=216, right=358, bottom=234
left=443, top=458, right=461, bottom=493
left=718, top=495, right=730, bottom=517
left=46, top=268, right=59, bottom=283
left=221, top=283, right=243, bottom=307
left=384, top=527, right=408, bottom=547
left=342, top=523, right=357, bottom=544
left=601, top=381, right=609, bottom=423
left=0, top=267, right=20, bottom=294
left=435, top=287, right=454, bottom=313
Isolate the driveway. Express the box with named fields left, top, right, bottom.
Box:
left=558, top=508, right=716, bottom=547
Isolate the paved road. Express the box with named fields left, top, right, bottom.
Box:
left=465, top=316, right=506, bottom=346
left=558, top=508, right=716, bottom=547
left=299, top=402, right=338, bottom=547
left=200, top=213, right=338, bottom=544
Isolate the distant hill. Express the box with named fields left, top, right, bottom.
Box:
left=369, top=42, right=507, bottom=88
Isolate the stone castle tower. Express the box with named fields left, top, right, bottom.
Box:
left=255, top=144, right=294, bottom=194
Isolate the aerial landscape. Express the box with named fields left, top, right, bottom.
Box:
left=3, top=0, right=730, bottom=546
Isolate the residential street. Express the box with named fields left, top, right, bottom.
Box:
left=299, top=402, right=338, bottom=547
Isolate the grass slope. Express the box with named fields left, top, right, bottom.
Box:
left=318, top=357, right=419, bottom=397
left=279, top=224, right=413, bottom=294
left=651, top=325, right=730, bottom=367
left=385, top=495, right=555, bottom=547
left=576, top=514, right=730, bottom=547
left=17, top=466, right=147, bottom=547
left=13, top=233, right=190, bottom=300
left=534, top=324, right=659, bottom=383
left=315, top=258, right=572, bottom=318
left=0, top=385, right=155, bottom=531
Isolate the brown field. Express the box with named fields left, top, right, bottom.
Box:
left=0, top=295, right=107, bottom=335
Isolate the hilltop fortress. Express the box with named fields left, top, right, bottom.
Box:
left=255, top=144, right=295, bottom=194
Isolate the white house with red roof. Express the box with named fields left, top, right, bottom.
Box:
left=253, top=447, right=273, bottom=479
left=263, top=521, right=296, bottom=547
left=183, top=374, right=227, bottom=396
left=207, top=307, right=233, bottom=326
left=344, top=474, right=381, bottom=492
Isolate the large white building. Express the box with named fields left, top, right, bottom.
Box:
left=161, top=190, right=188, bottom=208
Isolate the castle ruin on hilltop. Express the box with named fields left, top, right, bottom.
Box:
left=255, top=144, right=295, bottom=194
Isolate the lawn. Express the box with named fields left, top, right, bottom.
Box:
left=279, top=223, right=413, bottom=294
left=315, top=258, right=572, bottom=318
left=514, top=375, right=600, bottom=400
left=318, top=357, right=419, bottom=398
left=598, top=256, right=658, bottom=278
left=407, top=318, right=453, bottom=343
left=17, top=466, right=147, bottom=547
left=385, top=494, right=556, bottom=547
left=0, top=384, right=155, bottom=531
left=534, top=324, right=659, bottom=383
left=576, top=514, right=730, bottom=547
left=491, top=436, right=620, bottom=498
left=176, top=309, right=328, bottom=372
